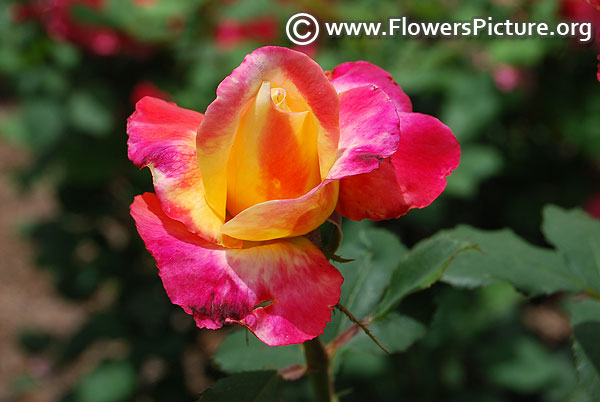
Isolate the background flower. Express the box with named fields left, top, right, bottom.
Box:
left=561, top=0, right=600, bottom=81
left=14, top=0, right=148, bottom=56
left=215, top=17, right=279, bottom=48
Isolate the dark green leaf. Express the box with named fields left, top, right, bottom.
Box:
left=346, top=313, right=426, bottom=355
left=542, top=206, right=600, bottom=297
left=376, top=234, right=475, bottom=317
left=565, top=298, right=600, bottom=399
left=199, top=371, right=281, bottom=402
left=323, top=221, right=406, bottom=341
left=442, top=226, right=583, bottom=295
left=214, top=329, right=303, bottom=374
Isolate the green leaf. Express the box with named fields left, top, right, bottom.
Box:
left=442, top=226, right=583, bottom=295
left=565, top=298, right=600, bottom=399
left=323, top=221, right=407, bottom=342
left=376, top=234, right=475, bottom=317
left=345, top=313, right=426, bottom=355
left=199, top=371, right=281, bottom=402
left=74, top=361, right=136, bottom=402
left=214, top=329, right=303, bottom=374
left=542, top=206, right=600, bottom=297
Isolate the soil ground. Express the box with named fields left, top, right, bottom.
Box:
left=0, top=141, right=86, bottom=402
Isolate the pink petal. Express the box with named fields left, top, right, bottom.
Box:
left=588, top=0, right=600, bottom=10
left=196, top=46, right=340, bottom=219
left=337, top=112, right=460, bottom=221
left=127, top=97, right=239, bottom=247
left=328, top=61, right=413, bottom=113
left=130, top=193, right=343, bottom=346
left=336, top=159, right=405, bottom=221
left=221, top=180, right=339, bottom=241
left=326, top=84, right=400, bottom=180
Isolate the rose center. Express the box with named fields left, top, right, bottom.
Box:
left=225, top=81, right=322, bottom=217
left=271, top=87, right=291, bottom=111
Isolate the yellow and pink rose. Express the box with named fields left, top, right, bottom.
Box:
left=127, top=46, right=460, bottom=346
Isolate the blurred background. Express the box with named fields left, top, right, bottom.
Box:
left=0, top=0, right=599, bottom=401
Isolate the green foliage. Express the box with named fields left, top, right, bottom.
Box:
left=324, top=221, right=407, bottom=342
left=437, top=207, right=600, bottom=401
left=344, top=313, right=426, bottom=355
left=542, top=206, right=600, bottom=297
left=74, top=361, right=137, bottom=402
left=376, top=234, right=475, bottom=317
left=442, top=226, right=583, bottom=294
left=198, top=371, right=282, bottom=402
left=214, top=330, right=303, bottom=374
left=565, top=299, right=600, bottom=399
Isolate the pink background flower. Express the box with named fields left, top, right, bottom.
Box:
left=14, top=0, right=151, bottom=56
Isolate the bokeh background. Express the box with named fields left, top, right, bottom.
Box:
left=1, top=0, right=599, bottom=401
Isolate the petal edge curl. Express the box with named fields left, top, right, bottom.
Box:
left=337, top=112, right=460, bottom=221
left=326, top=84, right=401, bottom=180
left=127, top=97, right=239, bottom=247
left=329, top=61, right=413, bottom=113
left=221, top=180, right=339, bottom=241
left=130, top=193, right=343, bottom=346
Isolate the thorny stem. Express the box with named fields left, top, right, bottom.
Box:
left=303, top=337, right=336, bottom=402
left=335, top=303, right=390, bottom=355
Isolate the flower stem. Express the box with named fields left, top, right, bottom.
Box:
left=303, top=337, right=335, bottom=402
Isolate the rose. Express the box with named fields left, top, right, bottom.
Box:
left=561, top=0, right=600, bottom=81
left=587, top=0, right=600, bottom=10
left=584, top=192, right=600, bottom=219
left=128, top=46, right=460, bottom=346
left=215, top=17, right=279, bottom=48
left=130, top=81, right=170, bottom=106
left=15, top=0, right=150, bottom=56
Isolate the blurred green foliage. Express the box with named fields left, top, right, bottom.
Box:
left=1, top=0, right=599, bottom=401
